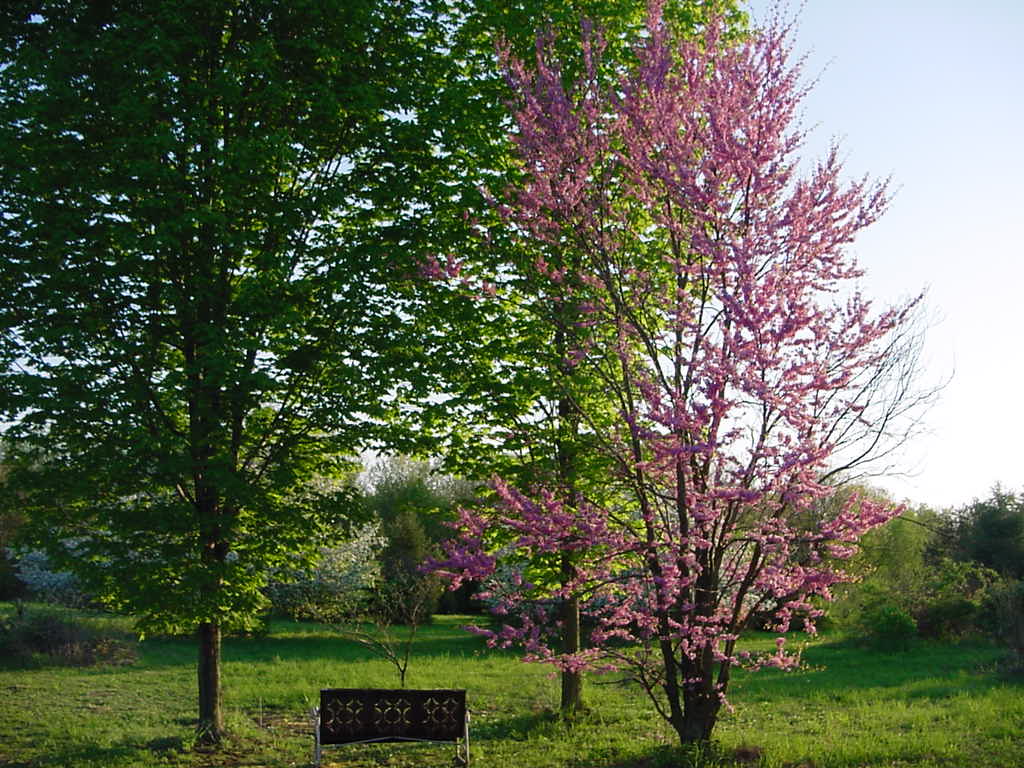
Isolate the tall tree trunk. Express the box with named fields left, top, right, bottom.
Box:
left=197, top=621, right=224, bottom=743
left=556, top=384, right=584, bottom=716
left=559, top=566, right=583, bottom=716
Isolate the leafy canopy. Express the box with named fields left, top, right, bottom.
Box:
left=0, top=0, right=449, bottom=633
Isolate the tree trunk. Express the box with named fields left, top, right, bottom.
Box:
left=673, top=685, right=721, bottom=744
left=560, top=590, right=583, bottom=716
left=555, top=308, right=584, bottom=716
left=197, top=621, right=224, bottom=743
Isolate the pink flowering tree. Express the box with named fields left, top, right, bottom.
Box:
left=431, top=2, right=923, bottom=746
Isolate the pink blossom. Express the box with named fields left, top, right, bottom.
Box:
left=428, top=1, right=916, bottom=747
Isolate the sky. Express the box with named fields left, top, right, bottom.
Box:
left=742, top=0, right=1024, bottom=509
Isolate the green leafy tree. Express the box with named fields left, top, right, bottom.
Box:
left=0, top=0, right=453, bottom=742
left=362, top=456, right=475, bottom=618
left=830, top=493, right=997, bottom=641
left=954, top=487, right=1024, bottom=579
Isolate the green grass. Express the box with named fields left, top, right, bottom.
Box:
left=0, top=603, right=1021, bottom=767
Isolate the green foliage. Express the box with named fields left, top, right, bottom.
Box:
left=914, top=558, right=998, bottom=639
left=263, top=521, right=384, bottom=623
left=0, top=0, right=445, bottom=635
left=842, top=555, right=997, bottom=643
left=990, top=578, right=1024, bottom=670
left=0, top=0, right=470, bottom=737
left=362, top=456, right=474, bottom=542
left=954, top=487, right=1024, bottom=578
left=831, top=496, right=1000, bottom=642
left=383, top=507, right=435, bottom=575
left=379, top=508, right=443, bottom=623
left=915, top=596, right=984, bottom=640
left=858, top=601, right=918, bottom=651
left=852, top=486, right=1024, bottom=652
left=407, top=0, right=746, bottom=487
left=362, top=456, right=475, bottom=619
left=858, top=507, right=934, bottom=586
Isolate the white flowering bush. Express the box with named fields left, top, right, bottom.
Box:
left=265, top=522, right=384, bottom=622
left=11, top=549, right=88, bottom=607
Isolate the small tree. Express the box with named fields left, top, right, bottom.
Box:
left=341, top=569, right=441, bottom=689
left=362, top=457, right=476, bottom=620
left=433, top=3, right=924, bottom=745
left=9, top=549, right=88, bottom=608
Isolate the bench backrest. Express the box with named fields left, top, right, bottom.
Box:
left=319, top=688, right=467, bottom=745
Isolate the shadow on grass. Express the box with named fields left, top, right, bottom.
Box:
left=10, top=732, right=306, bottom=768
left=473, top=704, right=758, bottom=768
left=729, top=636, right=1014, bottom=703
left=471, top=706, right=561, bottom=741
left=598, top=743, right=739, bottom=768
left=0, top=606, right=497, bottom=672
left=2, top=741, right=173, bottom=768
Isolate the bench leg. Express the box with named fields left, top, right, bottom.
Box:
left=311, top=707, right=321, bottom=768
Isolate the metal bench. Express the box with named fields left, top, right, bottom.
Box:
left=313, top=688, right=469, bottom=766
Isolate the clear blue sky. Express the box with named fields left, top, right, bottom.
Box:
left=744, top=0, right=1024, bottom=509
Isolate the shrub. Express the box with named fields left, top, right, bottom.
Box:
left=0, top=607, right=137, bottom=667
left=362, top=455, right=478, bottom=617
left=838, top=555, right=998, bottom=642
left=861, top=602, right=917, bottom=651
left=911, top=559, right=998, bottom=640
left=264, top=522, right=384, bottom=622
left=379, top=508, right=443, bottom=624
left=915, top=596, right=982, bottom=640
left=10, top=549, right=88, bottom=607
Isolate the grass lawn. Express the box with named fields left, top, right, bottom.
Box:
left=0, top=603, right=1021, bottom=767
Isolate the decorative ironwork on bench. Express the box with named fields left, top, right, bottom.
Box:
left=313, top=688, right=469, bottom=766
